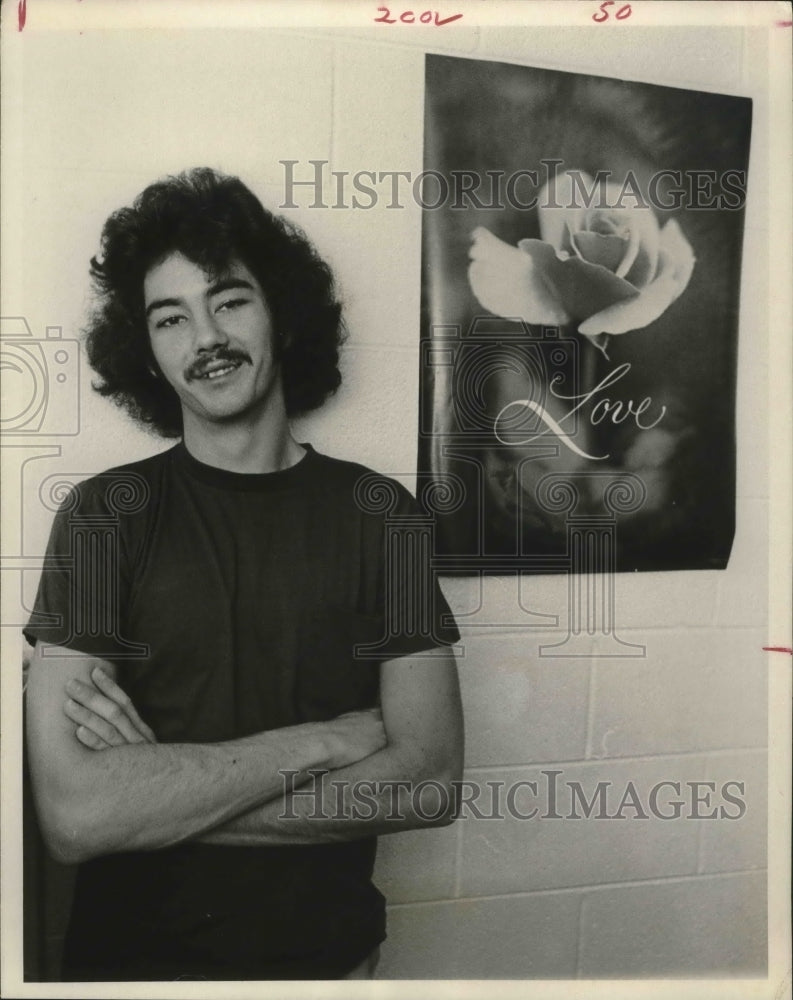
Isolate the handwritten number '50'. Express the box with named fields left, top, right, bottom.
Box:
left=593, top=1, right=632, bottom=22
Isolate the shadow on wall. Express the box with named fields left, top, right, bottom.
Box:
left=23, top=706, right=76, bottom=982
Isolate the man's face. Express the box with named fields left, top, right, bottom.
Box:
left=144, top=252, right=283, bottom=428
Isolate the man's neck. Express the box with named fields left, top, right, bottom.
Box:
left=181, top=414, right=306, bottom=475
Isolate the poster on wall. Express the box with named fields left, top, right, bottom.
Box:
left=419, top=54, right=752, bottom=574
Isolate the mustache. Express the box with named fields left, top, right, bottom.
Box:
left=185, top=348, right=252, bottom=381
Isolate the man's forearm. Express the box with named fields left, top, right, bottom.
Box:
left=197, top=739, right=459, bottom=847
left=31, top=719, right=354, bottom=863
left=27, top=642, right=389, bottom=864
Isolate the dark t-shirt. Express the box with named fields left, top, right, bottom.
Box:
left=24, top=442, right=459, bottom=980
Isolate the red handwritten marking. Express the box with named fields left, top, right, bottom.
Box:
left=18, top=0, right=26, bottom=32
left=593, top=1, right=632, bottom=22
left=775, top=21, right=792, bottom=27
left=374, top=6, right=463, bottom=25
left=763, top=646, right=793, bottom=654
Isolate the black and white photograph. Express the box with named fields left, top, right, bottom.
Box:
left=1, top=1, right=790, bottom=997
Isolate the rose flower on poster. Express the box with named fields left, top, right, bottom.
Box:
left=468, top=170, right=696, bottom=357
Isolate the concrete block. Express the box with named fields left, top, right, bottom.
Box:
left=23, top=32, right=334, bottom=182
left=459, top=756, right=706, bottom=897
left=442, top=574, right=564, bottom=637
left=578, top=871, right=767, bottom=977
left=374, top=824, right=459, bottom=904
left=715, top=499, right=770, bottom=629
left=296, top=344, right=422, bottom=477
left=457, top=634, right=590, bottom=765
left=698, top=749, right=767, bottom=874
left=589, top=628, right=767, bottom=758
left=379, top=891, right=580, bottom=978
left=610, top=570, right=720, bottom=631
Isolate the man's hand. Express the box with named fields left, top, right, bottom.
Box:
left=63, top=666, right=157, bottom=749
left=64, top=670, right=386, bottom=767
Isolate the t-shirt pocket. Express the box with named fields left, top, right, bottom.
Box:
left=296, top=606, right=383, bottom=720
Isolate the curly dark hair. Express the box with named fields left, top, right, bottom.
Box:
left=85, top=167, right=345, bottom=436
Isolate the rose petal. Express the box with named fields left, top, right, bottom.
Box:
left=572, top=231, right=630, bottom=272
left=586, top=184, right=660, bottom=286
left=587, top=214, right=621, bottom=236
left=563, top=219, right=579, bottom=257
left=537, top=172, right=589, bottom=252
left=538, top=173, right=661, bottom=287
left=584, top=202, right=640, bottom=278
left=518, top=239, right=638, bottom=323
left=578, top=218, right=695, bottom=337
left=618, top=205, right=660, bottom=287
left=623, top=233, right=658, bottom=287
left=468, top=227, right=569, bottom=325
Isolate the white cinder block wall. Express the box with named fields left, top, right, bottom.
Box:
left=10, top=21, right=769, bottom=981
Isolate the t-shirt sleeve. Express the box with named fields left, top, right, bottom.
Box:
left=23, top=477, right=136, bottom=662
left=366, top=479, right=460, bottom=661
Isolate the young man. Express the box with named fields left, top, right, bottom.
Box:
left=24, top=168, right=463, bottom=981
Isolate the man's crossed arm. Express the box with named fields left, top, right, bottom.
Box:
left=196, top=650, right=464, bottom=846
left=25, top=644, right=388, bottom=863
left=25, top=641, right=463, bottom=861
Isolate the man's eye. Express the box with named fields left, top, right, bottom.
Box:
left=216, top=298, right=248, bottom=313
left=155, top=315, right=185, bottom=330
